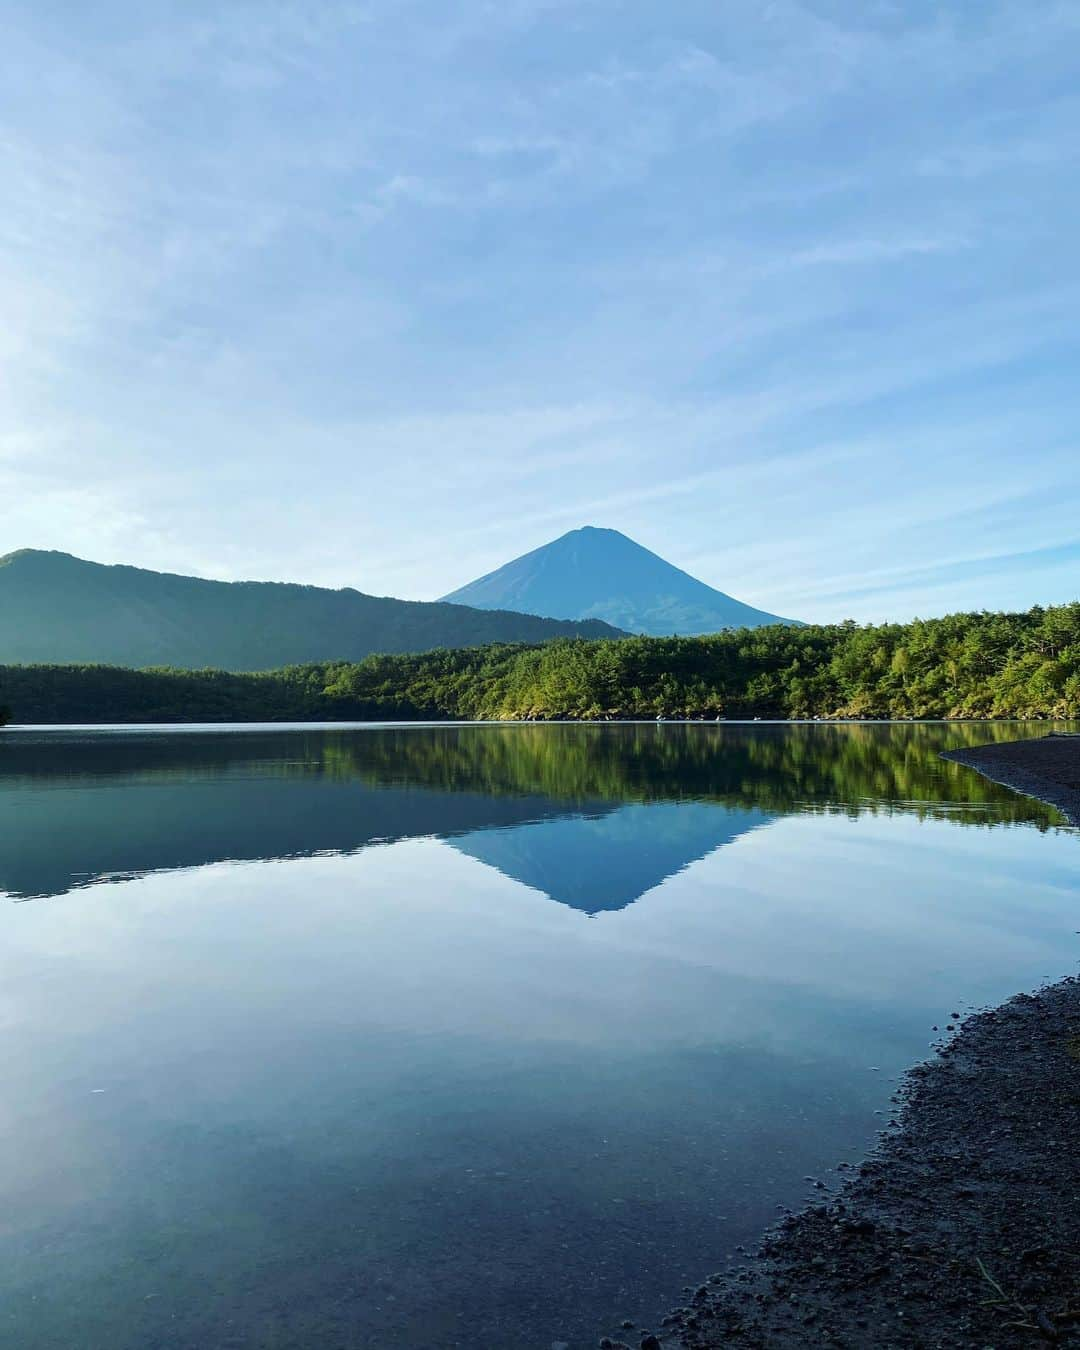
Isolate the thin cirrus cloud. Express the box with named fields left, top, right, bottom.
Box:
left=0, top=0, right=1077, bottom=623
left=801, top=541, right=1080, bottom=608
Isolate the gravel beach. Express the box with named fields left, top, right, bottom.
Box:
left=613, top=734, right=1080, bottom=1350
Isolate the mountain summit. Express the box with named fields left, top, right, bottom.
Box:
left=441, top=526, right=799, bottom=635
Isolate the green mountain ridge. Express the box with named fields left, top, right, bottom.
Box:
left=0, top=549, right=624, bottom=670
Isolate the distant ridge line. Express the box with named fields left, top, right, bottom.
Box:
left=0, top=548, right=626, bottom=670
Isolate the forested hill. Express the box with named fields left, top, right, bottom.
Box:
left=0, top=550, right=623, bottom=670
left=1, top=603, right=1077, bottom=724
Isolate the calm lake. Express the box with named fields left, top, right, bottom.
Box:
left=1, top=722, right=1077, bottom=1349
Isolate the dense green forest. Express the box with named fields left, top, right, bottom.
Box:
left=1, top=602, right=1077, bottom=724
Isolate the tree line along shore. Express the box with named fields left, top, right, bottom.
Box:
left=1, top=602, right=1077, bottom=725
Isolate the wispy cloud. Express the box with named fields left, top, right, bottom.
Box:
left=0, top=0, right=1077, bottom=619
left=796, top=541, right=1080, bottom=607
left=781, top=235, right=971, bottom=268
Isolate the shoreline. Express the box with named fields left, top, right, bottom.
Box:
left=941, top=734, right=1080, bottom=828
left=3, top=716, right=1076, bottom=730
left=622, top=734, right=1080, bottom=1350
left=645, top=978, right=1080, bottom=1349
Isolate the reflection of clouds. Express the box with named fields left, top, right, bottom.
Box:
left=602, top=813, right=1078, bottom=1007
left=5, top=808, right=1075, bottom=1070
left=1, top=801, right=1076, bottom=1347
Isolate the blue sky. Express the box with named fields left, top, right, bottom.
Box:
left=2, top=0, right=1078, bottom=622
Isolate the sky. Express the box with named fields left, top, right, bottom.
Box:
left=2, top=0, right=1078, bottom=624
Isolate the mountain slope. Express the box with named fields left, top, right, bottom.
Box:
left=441, top=526, right=799, bottom=634
left=0, top=550, right=624, bottom=670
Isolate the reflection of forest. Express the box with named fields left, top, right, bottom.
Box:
left=4, top=721, right=1067, bottom=825
left=1, top=723, right=1068, bottom=902
left=316, top=721, right=1067, bottom=827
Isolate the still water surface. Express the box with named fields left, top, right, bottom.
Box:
left=1, top=722, right=1077, bottom=1348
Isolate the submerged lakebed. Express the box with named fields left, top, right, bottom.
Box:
left=0, top=722, right=1077, bottom=1349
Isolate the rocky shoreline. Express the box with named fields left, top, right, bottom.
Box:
left=609, top=734, right=1080, bottom=1350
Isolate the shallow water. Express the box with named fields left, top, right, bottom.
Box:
left=1, top=722, right=1077, bottom=1349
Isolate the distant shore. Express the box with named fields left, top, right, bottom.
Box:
left=2, top=712, right=1069, bottom=723
left=627, top=733, right=1080, bottom=1350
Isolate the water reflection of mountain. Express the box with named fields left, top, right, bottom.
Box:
left=1, top=775, right=611, bottom=902
left=0, top=722, right=1064, bottom=902
left=452, top=803, right=771, bottom=912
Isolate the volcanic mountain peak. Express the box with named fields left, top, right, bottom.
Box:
left=441, top=526, right=799, bottom=635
